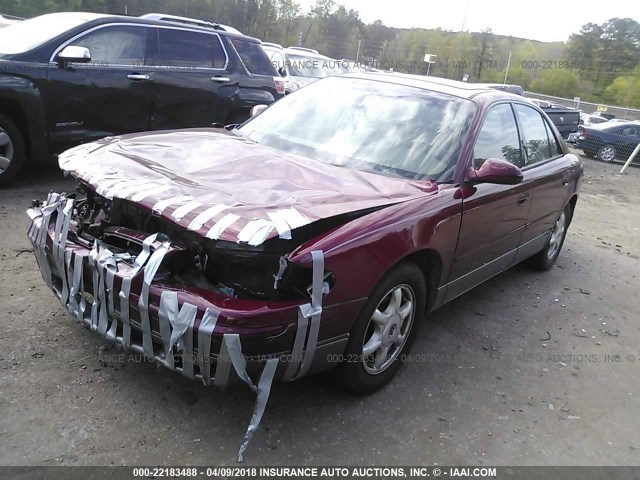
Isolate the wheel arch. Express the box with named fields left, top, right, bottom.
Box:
left=0, top=98, right=31, bottom=160
left=402, top=248, right=443, bottom=313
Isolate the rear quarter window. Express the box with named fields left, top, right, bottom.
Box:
left=231, top=38, right=276, bottom=76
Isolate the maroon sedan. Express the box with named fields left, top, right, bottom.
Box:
left=27, top=73, right=582, bottom=397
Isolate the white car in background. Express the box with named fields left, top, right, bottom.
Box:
left=284, top=47, right=343, bottom=91
left=262, top=42, right=294, bottom=93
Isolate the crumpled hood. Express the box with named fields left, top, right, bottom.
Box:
left=59, top=128, right=436, bottom=245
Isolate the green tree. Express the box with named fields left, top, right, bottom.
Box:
left=531, top=69, right=580, bottom=98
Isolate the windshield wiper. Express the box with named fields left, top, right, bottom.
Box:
left=229, top=128, right=255, bottom=143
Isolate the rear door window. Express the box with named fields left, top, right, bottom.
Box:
left=231, top=38, right=276, bottom=76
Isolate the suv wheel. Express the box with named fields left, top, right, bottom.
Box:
left=0, top=114, right=26, bottom=187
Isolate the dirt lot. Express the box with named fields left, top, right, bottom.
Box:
left=0, top=155, right=638, bottom=467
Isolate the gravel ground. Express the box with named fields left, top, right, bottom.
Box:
left=0, top=156, right=638, bottom=467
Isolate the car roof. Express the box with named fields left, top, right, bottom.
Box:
left=340, top=72, right=520, bottom=100
left=262, top=42, right=284, bottom=49
left=285, top=47, right=329, bottom=59
left=586, top=122, right=637, bottom=131
left=57, top=11, right=260, bottom=41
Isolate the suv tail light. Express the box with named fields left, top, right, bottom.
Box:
left=273, top=77, right=285, bottom=95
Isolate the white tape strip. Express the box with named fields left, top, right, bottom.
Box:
left=130, top=185, right=168, bottom=202
left=279, top=207, right=311, bottom=229
left=237, top=219, right=273, bottom=246
left=267, top=211, right=292, bottom=240
left=187, top=204, right=228, bottom=231
left=206, top=213, right=240, bottom=240
left=107, top=179, right=149, bottom=199
left=171, top=201, right=203, bottom=221
left=94, top=179, right=123, bottom=198
left=152, top=195, right=192, bottom=216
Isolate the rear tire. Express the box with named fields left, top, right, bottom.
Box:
left=0, top=113, right=26, bottom=187
left=526, top=205, right=571, bottom=271
left=335, top=263, right=426, bottom=395
left=597, top=144, right=616, bottom=163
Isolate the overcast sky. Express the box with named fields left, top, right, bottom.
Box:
left=298, top=0, right=640, bottom=42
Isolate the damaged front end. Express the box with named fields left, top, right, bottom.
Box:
left=70, top=181, right=341, bottom=303
left=26, top=184, right=346, bottom=461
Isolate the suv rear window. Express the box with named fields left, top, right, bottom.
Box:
left=231, top=38, right=276, bottom=76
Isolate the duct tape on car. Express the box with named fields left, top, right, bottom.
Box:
left=283, top=250, right=325, bottom=381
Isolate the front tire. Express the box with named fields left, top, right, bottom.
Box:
left=526, top=205, right=571, bottom=271
left=336, top=263, right=426, bottom=395
left=0, top=113, right=26, bottom=187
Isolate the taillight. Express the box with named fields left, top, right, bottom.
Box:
left=274, top=77, right=285, bottom=95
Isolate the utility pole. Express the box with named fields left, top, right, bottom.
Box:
left=356, top=38, right=362, bottom=62
left=460, top=0, right=470, bottom=31
left=503, top=50, right=512, bottom=84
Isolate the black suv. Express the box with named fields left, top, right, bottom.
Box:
left=0, top=12, right=284, bottom=185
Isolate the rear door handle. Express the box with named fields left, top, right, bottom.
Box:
left=127, top=73, right=150, bottom=81
left=211, top=76, right=231, bottom=83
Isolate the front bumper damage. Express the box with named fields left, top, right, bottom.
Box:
left=26, top=192, right=338, bottom=461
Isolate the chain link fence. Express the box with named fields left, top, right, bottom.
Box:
left=525, top=91, right=640, bottom=121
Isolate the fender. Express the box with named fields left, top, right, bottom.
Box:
left=289, top=185, right=463, bottom=309
left=0, top=68, right=49, bottom=163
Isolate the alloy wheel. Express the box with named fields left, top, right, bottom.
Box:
left=361, top=284, right=415, bottom=375
left=547, top=212, right=567, bottom=260
left=598, top=145, right=615, bottom=163
left=0, top=127, right=14, bottom=174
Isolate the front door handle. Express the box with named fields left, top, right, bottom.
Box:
left=127, top=73, right=150, bottom=81
left=211, top=76, right=231, bottom=83
left=517, top=194, right=530, bottom=206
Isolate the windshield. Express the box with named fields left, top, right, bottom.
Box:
left=287, top=54, right=342, bottom=78
left=239, top=77, right=477, bottom=181
left=0, top=12, right=105, bottom=54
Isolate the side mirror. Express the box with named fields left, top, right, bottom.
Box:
left=466, top=158, right=523, bottom=185
left=57, top=46, right=91, bottom=64
left=277, top=66, right=287, bottom=77
left=250, top=104, right=268, bottom=117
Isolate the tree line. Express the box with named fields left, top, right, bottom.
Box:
left=1, top=0, right=639, bottom=108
